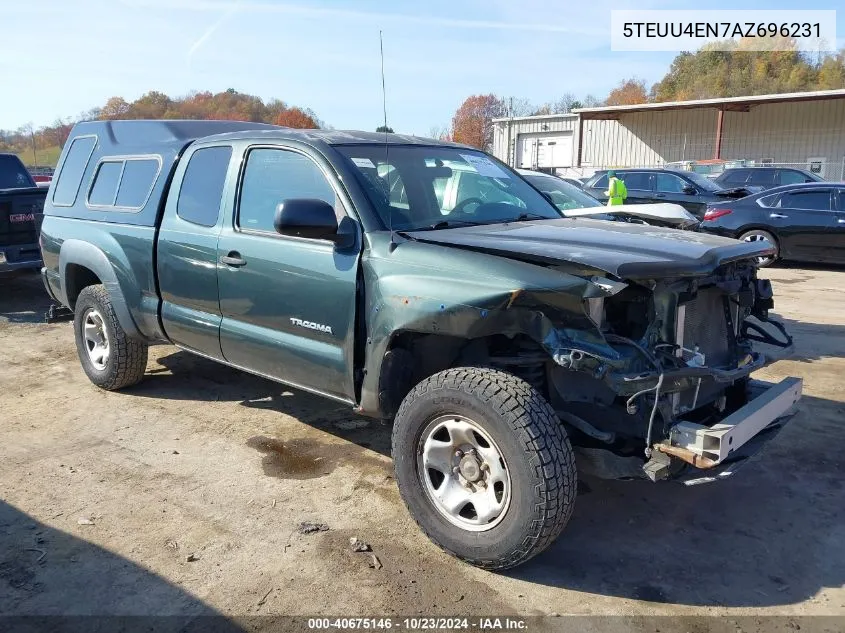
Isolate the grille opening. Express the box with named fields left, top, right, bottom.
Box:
left=604, top=287, right=652, bottom=340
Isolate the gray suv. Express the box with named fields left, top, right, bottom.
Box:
left=714, top=167, right=824, bottom=189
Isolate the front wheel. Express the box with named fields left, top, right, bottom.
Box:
left=392, top=367, right=576, bottom=570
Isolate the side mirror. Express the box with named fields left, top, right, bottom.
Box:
left=682, top=185, right=697, bottom=195
left=274, top=199, right=339, bottom=241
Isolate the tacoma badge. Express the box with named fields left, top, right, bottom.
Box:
left=289, top=317, right=333, bottom=335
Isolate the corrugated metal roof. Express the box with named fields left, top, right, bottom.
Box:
left=574, top=89, right=845, bottom=119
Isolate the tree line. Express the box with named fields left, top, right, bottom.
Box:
left=450, top=39, right=845, bottom=151
left=0, top=89, right=322, bottom=165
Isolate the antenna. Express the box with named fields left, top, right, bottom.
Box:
left=380, top=30, right=397, bottom=252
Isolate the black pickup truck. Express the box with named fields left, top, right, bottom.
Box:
left=1, top=153, right=46, bottom=275
left=40, top=120, right=801, bottom=570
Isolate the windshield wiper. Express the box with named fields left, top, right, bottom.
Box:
left=512, top=212, right=552, bottom=222
left=419, top=219, right=485, bottom=231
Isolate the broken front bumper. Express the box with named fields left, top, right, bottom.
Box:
left=652, top=377, right=802, bottom=483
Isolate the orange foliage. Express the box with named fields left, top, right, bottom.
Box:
left=451, top=94, right=506, bottom=151
left=605, top=79, right=649, bottom=106
left=276, top=107, right=320, bottom=129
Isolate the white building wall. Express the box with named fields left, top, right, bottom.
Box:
left=495, top=97, right=845, bottom=179
left=492, top=115, right=579, bottom=169
left=720, top=99, right=845, bottom=179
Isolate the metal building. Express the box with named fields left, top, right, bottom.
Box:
left=492, top=89, right=845, bottom=180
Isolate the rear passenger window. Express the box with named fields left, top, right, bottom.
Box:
left=778, top=170, right=808, bottom=185
left=779, top=190, right=832, bottom=211
left=177, top=147, right=233, bottom=227
left=591, top=174, right=608, bottom=188
left=620, top=172, right=651, bottom=190
left=720, top=170, right=749, bottom=185
left=238, top=148, right=336, bottom=233
left=748, top=170, right=777, bottom=186
left=53, top=136, right=97, bottom=206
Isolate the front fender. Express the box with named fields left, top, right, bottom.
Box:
left=356, top=234, right=621, bottom=416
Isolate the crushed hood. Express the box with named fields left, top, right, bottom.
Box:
left=406, top=218, right=770, bottom=279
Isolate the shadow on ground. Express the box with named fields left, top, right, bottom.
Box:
left=132, top=350, right=393, bottom=459
left=3, top=268, right=843, bottom=609
left=510, top=391, right=845, bottom=607
left=0, top=499, right=242, bottom=629
left=0, top=273, right=52, bottom=325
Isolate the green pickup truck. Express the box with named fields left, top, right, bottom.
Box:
left=40, top=120, right=802, bottom=570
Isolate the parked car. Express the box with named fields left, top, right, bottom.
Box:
left=714, top=167, right=824, bottom=190
left=518, top=170, right=699, bottom=228
left=41, top=120, right=800, bottom=570
left=558, top=175, right=586, bottom=189
left=583, top=168, right=759, bottom=218
left=700, top=182, right=845, bottom=266
left=0, top=153, right=47, bottom=275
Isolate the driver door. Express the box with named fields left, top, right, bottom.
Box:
left=216, top=145, right=361, bottom=402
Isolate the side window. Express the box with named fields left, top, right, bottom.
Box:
left=88, top=162, right=123, bottom=206
left=655, top=173, right=686, bottom=193
left=53, top=136, right=97, bottom=206
left=591, top=174, right=608, bottom=189
left=778, top=170, right=808, bottom=185
left=748, top=170, right=777, bottom=186
left=779, top=189, right=832, bottom=211
left=177, top=146, right=233, bottom=226
left=721, top=169, right=749, bottom=185
left=115, top=159, right=160, bottom=208
left=620, top=172, right=651, bottom=191
left=87, top=158, right=160, bottom=210
left=238, top=148, right=336, bottom=233
left=839, top=190, right=845, bottom=211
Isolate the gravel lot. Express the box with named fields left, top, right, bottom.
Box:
left=1, top=266, right=843, bottom=623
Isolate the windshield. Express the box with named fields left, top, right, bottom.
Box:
left=336, top=146, right=561, bottom=230
left=680, top=171, right=722, bottom=192
left=0, top=155, right=36, bottom=189
left=522, top=173, right=601, bottom=210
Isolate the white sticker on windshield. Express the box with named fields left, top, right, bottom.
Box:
left=351, top=157, right=375, bottom=169
left=459, top=154, right=510, bottom=178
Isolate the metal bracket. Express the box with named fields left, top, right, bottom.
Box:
left=45, top=304, right=74, bottom=324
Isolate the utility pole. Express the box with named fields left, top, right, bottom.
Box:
left=29, top=126, right=38, bottom=169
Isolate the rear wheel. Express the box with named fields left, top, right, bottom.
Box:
left=392, top=367, right=576, bottom=570
left=739, top=229, right=779, bottom=267
left=73, top=284, right=148, bottom=390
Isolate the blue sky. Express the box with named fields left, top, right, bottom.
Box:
left=2, top=0, right=843, bottom=133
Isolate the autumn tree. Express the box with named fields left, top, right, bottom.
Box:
left=100, top=97, right=131, bottom=120
left=276, top=107, right=320, bottom=129
left=605, top=79, right=649, bottom=106
left=451, top=94, right=506, bottom=151
left=651, top=39, right=845, bottom=101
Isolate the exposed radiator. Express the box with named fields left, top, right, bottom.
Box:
left=677, top=288, right=732, bottom=369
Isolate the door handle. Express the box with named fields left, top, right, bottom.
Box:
left=655, top=193, right=667, bottom=198
left=220, top=252, right=246, bottom=267
left=769, top=213, right=788, bottom=219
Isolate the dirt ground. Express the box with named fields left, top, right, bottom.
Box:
left=1, top=266, right=844, bottom=622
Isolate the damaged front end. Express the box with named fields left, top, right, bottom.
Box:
left=543, top=260, right=801, bottom=483
left=360, top=229, right=801, bottom=484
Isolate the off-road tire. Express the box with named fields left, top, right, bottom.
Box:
left=392, top=367, right=576, bottom=570
left=739, top=229, right=779, bottom=267
left=73, top=284, right=148, bottom=390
